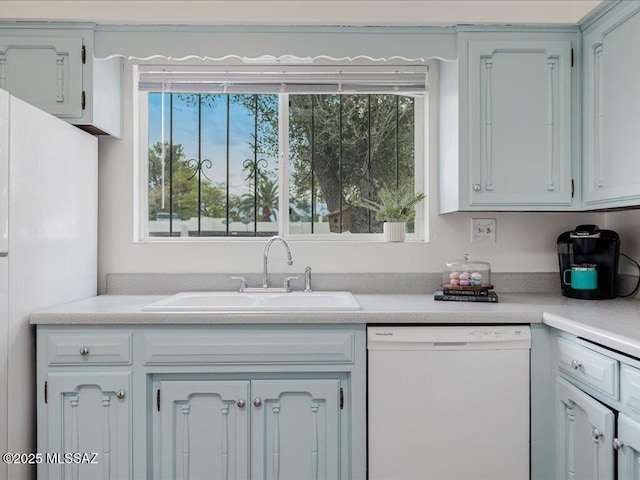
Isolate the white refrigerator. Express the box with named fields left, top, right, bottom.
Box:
left=0, top=88, right=97, bottom=480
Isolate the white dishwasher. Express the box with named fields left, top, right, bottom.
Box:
left=368, top=325, right=531, bottom=480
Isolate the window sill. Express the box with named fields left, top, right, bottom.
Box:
left=135, top=235, right=427, bottom=244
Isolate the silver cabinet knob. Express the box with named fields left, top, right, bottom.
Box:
left=253, top=398, right=262, bottom=407
left=237, top=399, right=246, bottom=408
left=473, top=184, right=481, bottom=192
left=613, top=438, right=624, bottom=450
left=571, top=359, right=582, bottom=370
left=592, top=428, right=602, bottom=440
left=79, top=347, right=90, bottom=356
left=116, top=390, right=125, bottom=400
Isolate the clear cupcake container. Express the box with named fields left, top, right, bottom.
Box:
left=442, top=254, right=492, bottom=288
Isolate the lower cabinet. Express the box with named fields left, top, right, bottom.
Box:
left=43, top=371, right=132, bottom=480
left=554, top=333, right=640, bottom=480
left=158, top=380, right=250, bottom=479
left=250, top=379, right=340, bottom=480
left=158, top=379, right=340, bottom=479
left=37, top=324, right=366, bottom=480
left=556, top=376, right=615, bottom=479
left=618, top=414, right=640, bottom=478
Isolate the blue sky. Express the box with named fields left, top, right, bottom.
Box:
left=148, top=93, right=278, bottom=197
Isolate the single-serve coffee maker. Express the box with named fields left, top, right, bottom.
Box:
left=557, top=225, right=620, bottom=300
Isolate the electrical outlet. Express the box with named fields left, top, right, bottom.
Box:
left=471, top=218, right=496, bottom=243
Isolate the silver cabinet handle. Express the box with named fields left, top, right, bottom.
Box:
left=79, top=347, right=90, bottom=356
left=571, top=360, right=582, bottom=370
left=613, top=438, right=624, bottom=450
left=116, top=390, right=125, bottom=400
left=473, top=184, right=481, bottom=192
left=237, top=399, right=246, bottom=408
left=592, top=428, right=602, bottom=440
left=253, top=398, right=262, bottom=407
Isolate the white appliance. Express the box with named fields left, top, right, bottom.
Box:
left=0, top=88, right=97, bottom=480
left=368, top=325, right=531, bottom=480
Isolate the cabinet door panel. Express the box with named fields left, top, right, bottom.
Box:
left=622, top=364, right=640, bottom=416
left=583, top=5, right=640, bottom=207
left=159, top=381, right=250, bottom=480
left=46, top=372, right=131, bottom=480
left=0, top=36, right=83, bottom=117
left=251, top=379, right=340, bottom=480
left=468, top=40, right=572, bottom=207
left=618, top=414, right=640, bottom=480
left=556, top=377, right=615, bottom=480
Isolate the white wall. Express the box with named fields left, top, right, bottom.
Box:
left=606, top=210, right=640, bottom=275
left=97, top=61, right=604, bottom=293
left=1, top=0, right=632, bottom=292
left=0, top=1, right=603, bottom=26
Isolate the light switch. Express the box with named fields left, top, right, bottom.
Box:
left=471, top=218, right=496, bottom=243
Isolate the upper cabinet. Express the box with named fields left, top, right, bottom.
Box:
left=0, top=35, right=83, bottom=117
left=439, top=32, right=577, bottom=213
left=0, top=25, right=122, bottom=137
left=582, top=2, right=640, bottom=209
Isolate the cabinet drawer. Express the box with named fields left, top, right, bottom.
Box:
left=558, top=337, right=618, bottom=398
left=621, top=364, right=640, bottom=415
left=47, top=333, right=132, bottom=365
left=143, top=331, right=355, bottom=365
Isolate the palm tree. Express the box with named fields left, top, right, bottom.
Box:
left=238, top=178, right=279, bottom=221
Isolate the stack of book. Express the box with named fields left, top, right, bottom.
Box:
left=434, top=286, right=499, bottom=303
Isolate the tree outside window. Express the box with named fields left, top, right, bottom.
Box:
left=146, top=92, right=417, bottom=237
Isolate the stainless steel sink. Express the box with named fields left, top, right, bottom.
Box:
left=142, top=291, right=361, bottom=312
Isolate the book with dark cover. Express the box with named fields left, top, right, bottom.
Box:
left=434, top=290, right=499, bottom=303
left=442, top=288, right=489, bottom=297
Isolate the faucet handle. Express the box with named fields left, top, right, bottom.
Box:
left=231, top=276, right=248, bottom=293
left=304, top=266, right=313, bottom=292
left=283, top=276, right=300, bottom=292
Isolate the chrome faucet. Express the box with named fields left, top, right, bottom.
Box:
left=262, top=236, right=293, bottom=288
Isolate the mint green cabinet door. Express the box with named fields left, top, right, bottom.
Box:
left=467, top=39, right=573, bottom=208
left=556, top=377, right=615, bottom=480
left=582, top=3, right=640, bottom=208
left=0, top=36, right=83, bottom=117
left=45, top=371, right=132, bottom=480
left=158, top=381, right=250, bottom=480
left=617, top=414, right=640, bottom=479
left=251, top=379, right=340, bottom=480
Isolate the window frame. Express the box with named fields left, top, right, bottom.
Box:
left=134, top=66, right=428, bottom=243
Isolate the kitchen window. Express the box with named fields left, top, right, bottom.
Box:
left=137, top=63, right=426, bottom=240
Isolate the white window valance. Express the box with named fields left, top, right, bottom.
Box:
left=94, top=26, right=457, bottom=63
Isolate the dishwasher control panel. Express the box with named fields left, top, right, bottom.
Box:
left=367, top=325, right=531, bottom=350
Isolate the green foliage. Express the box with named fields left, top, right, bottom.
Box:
left=148, top=141, right=228, bottom=221
left=354, top=181, right=426, bottom=223
left=238, top=177, right=279, bottom=221
left=287, top=94, right=416, bottom=233
left=235, top=94, right=415, bottom=214
left=149, top=92, right=418, bottom=234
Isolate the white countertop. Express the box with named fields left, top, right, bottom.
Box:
left=30, top=292, right=640, bottom=356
